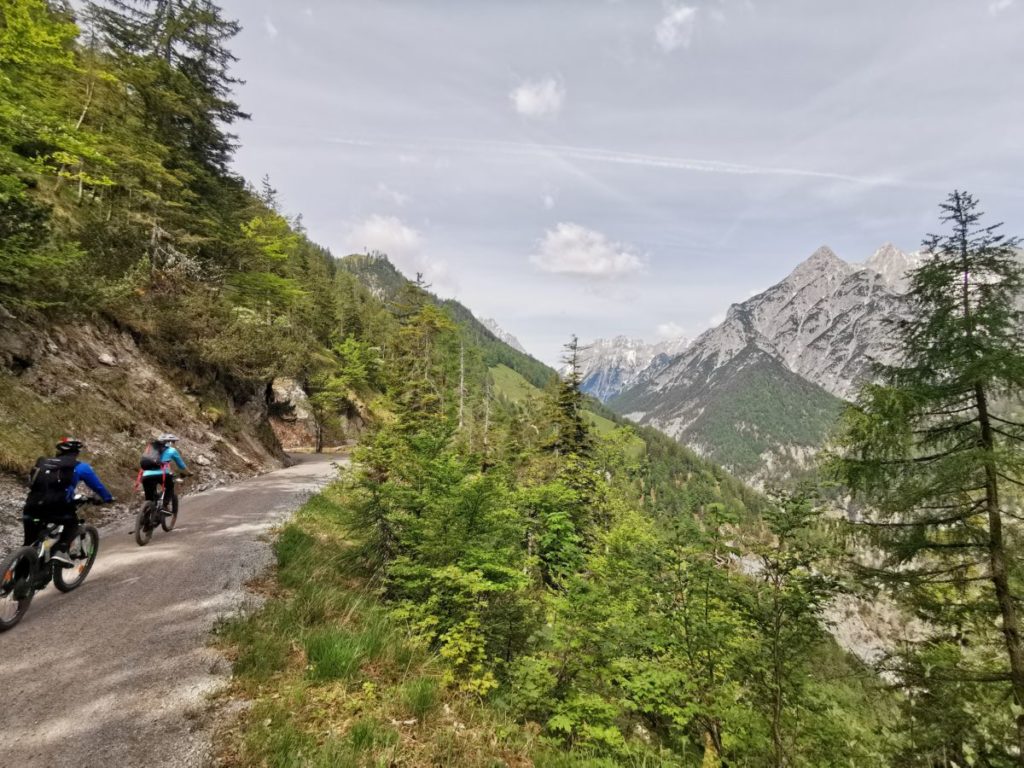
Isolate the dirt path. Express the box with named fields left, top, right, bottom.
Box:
left=0, top=453, right=343, bottom=768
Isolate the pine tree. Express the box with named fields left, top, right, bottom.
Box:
left=546, top=335, right=593, bottom=457
left=86, top=0, right=247, bottom=176
left=832, top=190, right=1024, bottom=763
left=740, top=490, right=842, bottom=767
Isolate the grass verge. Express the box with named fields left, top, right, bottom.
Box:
left=212, top=484, right=538, bottom=767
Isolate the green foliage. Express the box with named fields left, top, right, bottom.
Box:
left=831, top=191, right=1024, bottom=763
left=401, top=676, right=441, bottom=721
left=1, top=4, right=938, bottom=764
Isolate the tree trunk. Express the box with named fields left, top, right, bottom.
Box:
left=458, top=339, right=465, bottom=430
left=976, top=383, right=1024, bottom=762
left=771, top=594, right=785, bottom=768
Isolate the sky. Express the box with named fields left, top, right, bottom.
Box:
left=217, top=0, right=1024, bottom=364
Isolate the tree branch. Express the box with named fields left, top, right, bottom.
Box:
left=996, top=472, right=1024, bottom=489
left=990, top=413, right=1024, bottom=429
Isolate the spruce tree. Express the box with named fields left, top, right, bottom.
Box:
left=547, top=335, right=593, bottom=457
left=833, top=190, right=1024, bottom=763
left=86, top=0, right=247, bottom=175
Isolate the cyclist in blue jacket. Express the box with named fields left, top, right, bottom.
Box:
left=23, top=438, right=114, bottom=566
left=141, top=434, right=188, bottom=514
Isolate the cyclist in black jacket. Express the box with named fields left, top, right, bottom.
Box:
left=23, top=438, right=114, bottom=565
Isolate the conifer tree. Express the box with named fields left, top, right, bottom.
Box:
left=86, top=0, right=247, bottom=175
left=833, top=190, right=1024, bottom=763
left=547, top=335, right=593, bottom=457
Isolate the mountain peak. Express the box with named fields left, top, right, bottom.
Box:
left=481, top=318, right=527, bottom=354
left=788, top=246, right=853, bottom=285
left=806, top=245, right=845, bottom=267
left=576, top=335, right=689, bottom=401
left=864, top=243, right=923, bottom=293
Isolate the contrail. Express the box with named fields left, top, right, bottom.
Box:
left=326, top=136, right=902, bottom=187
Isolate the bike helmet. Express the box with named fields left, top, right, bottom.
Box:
left=56, top=437, right=84, bottom=453
left=157, top=433, right=180, bottom=443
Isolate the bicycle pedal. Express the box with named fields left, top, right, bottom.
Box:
left=12, top=582, right=32, bottom=600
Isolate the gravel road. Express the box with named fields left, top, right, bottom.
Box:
left=0, top=453, right=343, bottom=768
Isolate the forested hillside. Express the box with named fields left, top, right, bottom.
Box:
left=218, top=288, right=895, bottom=766
left=0, top=0, right=386, bottom=500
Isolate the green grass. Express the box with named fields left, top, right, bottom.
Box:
left=489, top=363, right=540, bottom=404
left=305, top=628, right=370, bottom=681
left=585, top=410, right=617, bottom=436
left=401, top=676, right=440, bottom=721
left=215, top=485, right=537, bottom=768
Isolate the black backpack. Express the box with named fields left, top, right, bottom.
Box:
left=24, top=455, right=78, bottom=512
left=140, top=441, right=166, bottom=471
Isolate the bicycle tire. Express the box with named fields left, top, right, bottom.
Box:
left=54, top=525, right=99, bottom=593
left=0, top=547, right=39, bottom=632
left=161, top=495, right=178, bottom=533
left=134, top=503, right=154, bottom=547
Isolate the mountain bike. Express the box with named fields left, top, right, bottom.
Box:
left=133, top=476, right=183, bottom=547
left=0, top=496, right=102, bottom=632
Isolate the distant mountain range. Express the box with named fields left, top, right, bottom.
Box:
left=341, top=245, right=927, bottom=485
left=480, top=318, right=527, bottom=354
left=604, top=244, right=921, bottom=482
left=575, top=336, right=690, bottom=402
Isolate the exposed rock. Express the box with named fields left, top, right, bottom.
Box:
left=481, top=317, right=528, bottom=354
left=268, top=377, right=317, bottom=450
left=574, top=335, right=690, bottom=402
left=270, top=378, right=312, bottom=422
left=0, top=314, right=285, bottom=548
left=611, top=244, right=912, bottom=479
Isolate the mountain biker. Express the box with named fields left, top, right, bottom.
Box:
left=140, top=434, right=188, bottom=514
left=23, top=438, right=114, bottom=566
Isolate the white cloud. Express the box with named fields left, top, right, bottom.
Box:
left=263, top=15, right=279, bottom=40
left=707, top=311, right=726, bottom=327
left=542, top=192, right=556, bottom=210
left=655, top=4, right=698, bottom=52
left=989, top=0, right=1015, bottom=14
left=530, top=223, right=645, bottom=278
left=376, top=183, right=410, bottom=206
left=509, top=77, right=565, bottom=118
left=656, top=321, right=686, bottom=339
left=344, top=214, right=421, bottom=261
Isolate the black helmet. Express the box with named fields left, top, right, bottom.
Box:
left=56, top=437, right=84, bottom=454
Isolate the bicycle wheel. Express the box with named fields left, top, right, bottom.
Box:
left=0, top=547, right=39, bottom=632
left=54, top=525, right=99, bottom=593
left=161, top=495, right=178, bottom=532
left=134, top=503, right=154, bottom=547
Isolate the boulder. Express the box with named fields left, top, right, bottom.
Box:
left=270, top=377, right=312, bottom=422
left=268, top=377, right=317, bottom=450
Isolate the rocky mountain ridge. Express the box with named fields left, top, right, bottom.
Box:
left=481, top=317, right=527, bottom=354
left=575, top=335, right=690, bottom=402
left=610, top=243, right=919, bottom=480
